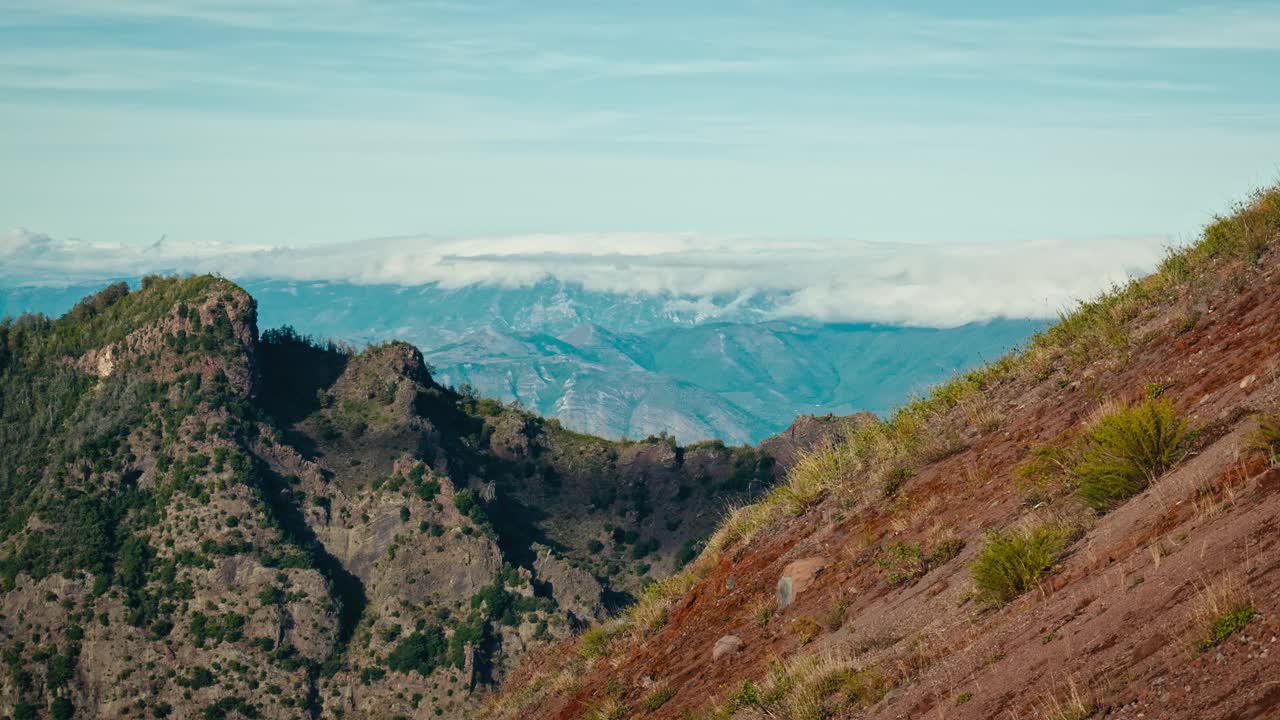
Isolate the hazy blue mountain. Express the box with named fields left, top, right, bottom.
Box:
left=0, top=278, right=1046, bottom=443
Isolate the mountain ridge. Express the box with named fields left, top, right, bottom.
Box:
left=0, top=279, right=1046, bottom=445
left=0, top=275, right=861, bottom=719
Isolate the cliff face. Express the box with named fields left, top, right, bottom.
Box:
left=490, top=188, right=1280, bottom=720
left=0, top=277, right=848, bottom=720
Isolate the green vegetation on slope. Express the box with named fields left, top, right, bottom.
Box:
left=970, top=524, right=1074, bottom=606
left=1074, top=398, right=1190, bottom=511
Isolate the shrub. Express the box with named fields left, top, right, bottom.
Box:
left=971, top=524, right=1073, bottom=606
left=1247, top=413, right=1280, bottom=464
left=50, top=697, right=75, bottom=720
left=386, top=628, right=447, bottom=675
left=1074, top=399, right=1189, bottom=511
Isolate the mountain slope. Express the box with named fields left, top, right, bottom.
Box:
left=0, top=278, right=843, bottom=719
left=489, top=187, right=1280, bottom=720
left=1, top=279, right=1045, bottom=445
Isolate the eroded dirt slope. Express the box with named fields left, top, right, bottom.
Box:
left=493, top=191, right=1280, bottom=720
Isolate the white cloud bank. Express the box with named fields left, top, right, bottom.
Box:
left=0, top=228, right=1172, bottom=328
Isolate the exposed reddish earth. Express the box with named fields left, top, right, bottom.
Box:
left=493, top=209, right=1280, bottom=719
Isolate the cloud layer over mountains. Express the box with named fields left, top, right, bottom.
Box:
left=1, top=228, right=1170, bottom=327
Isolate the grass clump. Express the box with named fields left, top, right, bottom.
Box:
left=1074, top=398, right=1189, bottom=511
left=1014, top=442, right=1077, bottom=503
left=1170, top=185, right=1280, bottom=271
left=754, top=598, right=777, bottom=628
left=625, top=571, right=700, bottom=639
left=640, top=686, right=676, bottom=713
left=578, top=624, right=615, bottom=660
left=875, top=538, right=964, bottom=585
left=1031, top=679, right=1094, bottom=720
left=971, top=523, right=1073, bottom=606
left=723, top=655, right=885, bottom=720
left=702, top=502, right=776, bottom=561
left=1188, top=574, right=1256, bottom=654
left=1247, top=413, right=1280, bottom=464
left=584, top=697, right=627, bottom=720
left=772, top=441, right=854, bottom=515
left=1198, top=605, right=1257, bottom=653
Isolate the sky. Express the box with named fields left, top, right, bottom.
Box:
left=1, top=1, right=1279, bottom=323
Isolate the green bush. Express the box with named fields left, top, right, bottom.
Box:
left=50, top=697, right=75, bottom=720
left=386, top=628, right=447, bottom=675
left=971, top=524, right=1073, bottom=606
left=1075, top=399, right=1189, bottom=511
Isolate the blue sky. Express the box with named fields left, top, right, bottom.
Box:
left=1, top=1, right=1279, bottom=251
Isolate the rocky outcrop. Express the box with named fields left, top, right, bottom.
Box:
left=532, top=544, right=606, bottom=625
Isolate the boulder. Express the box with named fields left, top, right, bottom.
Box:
left=712, top=635, right=743, bottom=661
left=777, top=557, right=828, bottom=609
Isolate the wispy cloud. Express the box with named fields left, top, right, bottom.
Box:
left=6, top=2, right=1278, bottom=95
left=1, top=1, right=1276, bottom=251
left=0, top=227, right=1171, bottom=327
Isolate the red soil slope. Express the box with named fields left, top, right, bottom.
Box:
left=492, top=190, right=1280, bottom=720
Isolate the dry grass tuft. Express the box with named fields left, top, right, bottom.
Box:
left=584, top=695, right=627, bottom=720
left=730, top=654, right=887, bottom=720
left=1024, top=678, right=1094, bottom=720
left=1186, top=573, right=1256, bottom=654
left=578, top=623, right=620, bottom=660
left=703, top=502, right=776, bottom=561
left=483, top=660, right=584, bottom=720
left=773, top=440, right=851, bottom=514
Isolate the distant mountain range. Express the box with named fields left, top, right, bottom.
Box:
left=1, top=278, right=1046, bottom=443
